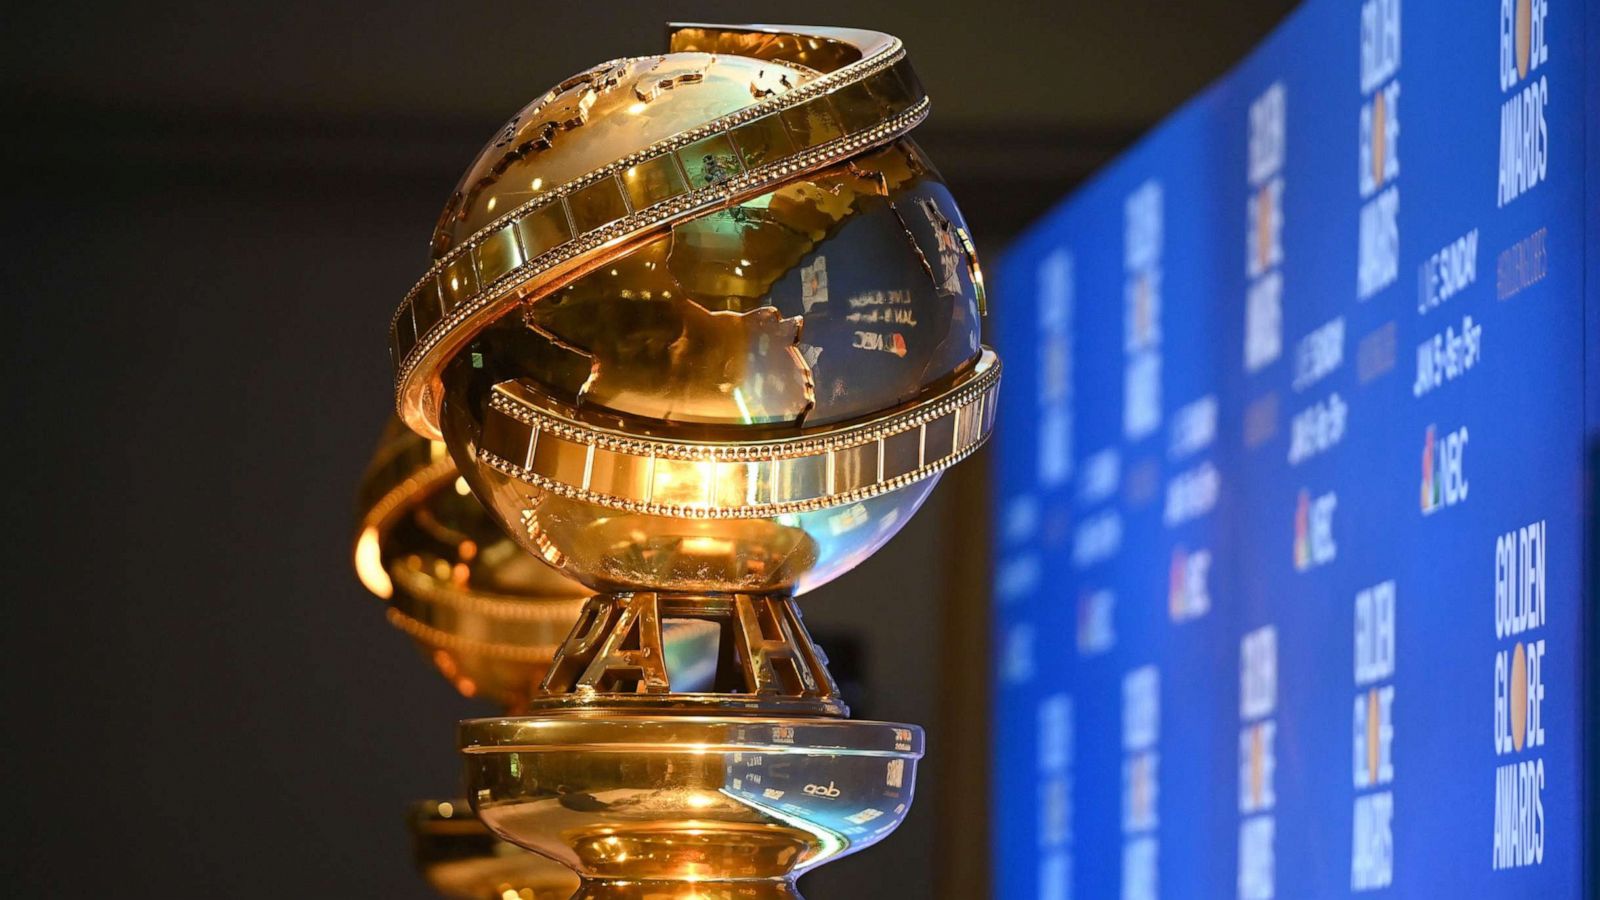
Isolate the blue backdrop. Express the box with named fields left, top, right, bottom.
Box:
left=989, top=0, right=1597, bottom=896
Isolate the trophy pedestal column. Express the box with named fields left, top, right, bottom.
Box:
left=461, top=593, right=924, bottom=897
left=535, top=592, right=846, bottom=715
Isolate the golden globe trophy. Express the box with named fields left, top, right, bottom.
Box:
left=354, top=420, right=722, bottom=899
left=379, top=23, right=999, bottom=899
left=355, top=418, right=588, bottom=899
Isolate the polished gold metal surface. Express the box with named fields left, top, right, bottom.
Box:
left=412, top=28, right=994, bottom=601
left=369, top=22, right=998, bottom=899
left=533, top=592, right=845, bottom=718
left=451, top=349, right=997, bottom=596
left=402, top=21, right=995, bottom=599
left=355, top=419, right=729, bottom=707
left=358, top=424, right=724, bottom=898
left=462, top=716, right=922, bottom=899
left=433, top=142, right=997, bottom=593
left=393, top=26, right=934, bottom=440
left=412, top=799, right=579, bottom=900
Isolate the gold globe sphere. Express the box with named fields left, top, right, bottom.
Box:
left=390, top=24, right=998, bottom=597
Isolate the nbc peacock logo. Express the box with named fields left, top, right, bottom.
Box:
left=1292, top=490, right=1305, bottom=566
left=1420, top=424, right=1468, bottom=515
left=1294, top=488, right=1337, bottom=571
left=1168, top=545, right=1212, bottom=623
left=1420, top=424, right=1436, bottom=512
left=1294, top=490, right=1311, bottom=570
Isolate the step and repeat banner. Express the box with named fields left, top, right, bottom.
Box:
left=990, top=0, right=1596, bottom=896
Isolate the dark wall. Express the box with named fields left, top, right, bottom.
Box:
left=2, top=2, right=1293, bottom=897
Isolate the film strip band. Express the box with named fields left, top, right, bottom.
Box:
left=391, top=35, right=929, bottom=438
left=477, top=349, right=1001, bottom=519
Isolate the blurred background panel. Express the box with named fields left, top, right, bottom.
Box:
left=0, top=2, right=1291, bottom=897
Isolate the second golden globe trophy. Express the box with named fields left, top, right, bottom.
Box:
left=354, top=420, right=723, bottom=899
left=381, top=23, right=999, bottom=898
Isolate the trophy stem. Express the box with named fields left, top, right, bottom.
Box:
left=571, top=877, right=803, bottom=899
left=463, top=604, right=922, bottom=892
left=534, top=591, right=847, bottom=717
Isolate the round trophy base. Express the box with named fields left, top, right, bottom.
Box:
left=461, top=715, right=922, bottom=891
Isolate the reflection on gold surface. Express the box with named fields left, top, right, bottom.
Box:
left=367, top=22, right=997, bottom=899
left=354, top=525, right=392, bottom=600
left=463, top=716, right=921, bottom=896
left=359, top=424, right=728, bottom=899
left=448, top=349, right=993, bottom=595
left=413, top=799, right=578, bottom=900
left=357, top=419, right=731, bottom=709
left=355, top=416, right=591, bottom=711
left=430, top=109, right=996, bottom=595
left=433, top=54, right=814, bottom=260
left=481, top=140, right=979, bottom=432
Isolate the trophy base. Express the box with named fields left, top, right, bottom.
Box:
left=568, top=878, right=803, bottom=899
left=461, top=715, right=922, bottom=892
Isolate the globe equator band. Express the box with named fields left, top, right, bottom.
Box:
left=392, top=57, right=930, bottom=439
left=476, top=349, right=1000, bottom=519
